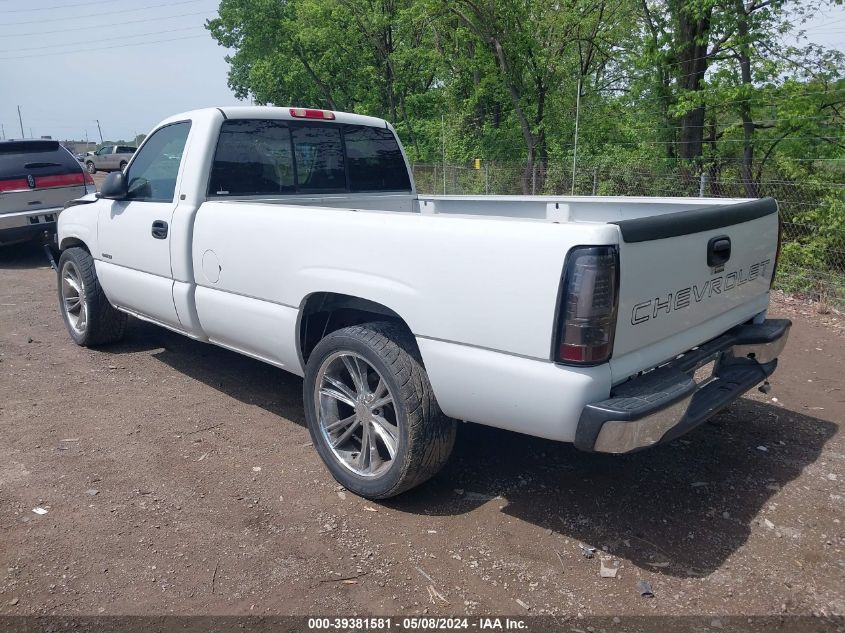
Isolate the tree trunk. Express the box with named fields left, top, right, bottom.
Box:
left=488, top=36, right=537, bottom=194
left=671, top=0, right=712, bottom=161
left=734, top=0, right=757, bottom=197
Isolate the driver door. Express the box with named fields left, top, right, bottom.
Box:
left=96, top=121, right=191, bottom=329
left=93, top=146, right=109, bottom=170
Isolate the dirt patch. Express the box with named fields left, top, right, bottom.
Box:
left=0, top=241, right=842, bottom=616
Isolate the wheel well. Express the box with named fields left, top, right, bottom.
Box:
left=59, top=237, right=89, bottom=253
left=299, top=292, right=409, bottom=364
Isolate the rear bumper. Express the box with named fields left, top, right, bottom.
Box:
left=0, top=208, right=60, bottom=244
left=575, top=318, right=791, bottom=453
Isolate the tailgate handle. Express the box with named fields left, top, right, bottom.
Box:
left=707, top=236, right=731, bottom=267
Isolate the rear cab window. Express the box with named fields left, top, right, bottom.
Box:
left=208, top=118, right=411, bottom=197
left=0, top=141, right=85, bottom=192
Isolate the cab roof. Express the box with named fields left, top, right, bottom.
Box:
left=159, top=106, right=391, bottom=131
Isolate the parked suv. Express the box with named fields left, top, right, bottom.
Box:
left=0, top=139, right=95, bottom=246
left=84, top=145, right=136, bottom=174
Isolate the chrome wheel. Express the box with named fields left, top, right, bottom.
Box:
left=61, top=261, right=87, bottom=335
left=315, top=351, right=399, bottom=478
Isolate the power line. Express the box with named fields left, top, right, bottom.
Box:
left=4, top=0, right=140, bottom=12
left=611, top=85, right=845, bottom=110
left=0, top=34, right=207, bottom=61
left=564, top=135, right=845, bottom=146
left=799, top=14, right=845, bottom=28
left=2, top=10, right=209, bottom=38
left=466, top=134, right=845, bottom=148
left=4, top=0, right=206, bottom=26
left=0, top=26, right=200, bottom=54
left=608, top=115, right=842, bottom=135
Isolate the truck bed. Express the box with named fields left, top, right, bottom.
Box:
left=239, top=192, right=758, bottom=225
left=416, top=194, right=755, bottom=223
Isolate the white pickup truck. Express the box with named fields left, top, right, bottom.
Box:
left=56, top=106, right=790, bottom=499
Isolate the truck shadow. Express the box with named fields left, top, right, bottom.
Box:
left=103, top=318, right=835, bottom=578
left=388, top=400, right=836, bottom=578
left=0, top=240, right=54, bottom=270
left=102, top=318, right=307, bottom=426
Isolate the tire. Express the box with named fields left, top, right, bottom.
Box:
left=119, top=161, right=127, bottom=171
left=86, top=161, right=96, bottom=174
left=304, top=322, right=456, bottom=499
left=57, top=247, right=127, bottom=347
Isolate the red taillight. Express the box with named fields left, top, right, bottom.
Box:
left=35, top=172, right=86, bottom=188
left=0, top=178, right=30, bottom=193
left=84, top=170, right=95, bottom=186
left=0, top=173, right=87, bottom=192
left=289, top=107, right=336, bottom=120
left=555, top=246, right=619, bottom=365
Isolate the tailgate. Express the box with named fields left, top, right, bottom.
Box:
left=610, top=198, right=779, bottom=380
left=0, top=181, right=88, bottom=215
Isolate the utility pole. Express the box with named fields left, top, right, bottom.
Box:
left=95, top=119, right=103, bottom=143
left=1, top=123, right=5, bottom=140
left=571, top=77, right=582, bottom=196
left=17, top=105, right=24, bottom=138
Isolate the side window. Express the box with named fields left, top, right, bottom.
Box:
left=97, top=147, right=110, bottom=155
left=126, top=122, right=190, bottom=202
left=344, top=125, right=411, bottom=191
left=209, top=120, right=294, bottom=196
left=291, top=125, right=345, bottom=192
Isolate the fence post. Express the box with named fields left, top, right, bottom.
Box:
left=485, top=162, right=490, bottom=195
left=699, top=172, right=709, bottom=197
left=592, top=167, right=598, bottom=196
left=531, top=162, right=537, bottom=195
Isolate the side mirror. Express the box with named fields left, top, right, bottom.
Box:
left=98, top=171, right=128, bottom=200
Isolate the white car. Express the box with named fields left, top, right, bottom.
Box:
left=56, top=106, right=790, bottom=499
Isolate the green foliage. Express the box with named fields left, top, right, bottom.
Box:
left=207, top=0, right=845, bottom=305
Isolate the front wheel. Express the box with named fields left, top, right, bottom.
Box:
left=85, top=161, right=96, bottom=174
left=58, top=247, right=127, bottom=346
left=304, top=322, right=456, bottom=499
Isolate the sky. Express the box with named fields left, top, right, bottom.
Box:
left=0, top=0, right=238, bottom=143
left=0, top=0, right=843, bottom=144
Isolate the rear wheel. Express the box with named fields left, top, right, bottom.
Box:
left=119, top=161, right=127, bottom=171
left=85, top=161, right=96, bottom=174
left=304, top=322, right=456, bottom=499
left=58, top=247, right=127, bottom=346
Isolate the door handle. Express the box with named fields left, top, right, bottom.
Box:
left=151, top=220, right=168, bottom=239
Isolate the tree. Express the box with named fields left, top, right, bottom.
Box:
left=437, top=0, right=627, bottom=192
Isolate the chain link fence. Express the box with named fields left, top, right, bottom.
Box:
left=413, top=162, right=845, bottom=311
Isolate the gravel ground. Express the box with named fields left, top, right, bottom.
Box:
left=0, top=240, right=843, bottom=617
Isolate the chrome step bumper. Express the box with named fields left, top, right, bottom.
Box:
left=575, top=319, right=791, bottom=454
